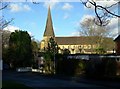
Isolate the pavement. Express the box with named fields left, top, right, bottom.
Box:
left=2, top=70, right=120, bottom=88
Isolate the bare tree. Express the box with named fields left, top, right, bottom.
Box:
left=80, top=16, right=111, bottom=37
left=0, top=2, right=14, bottom=30
left=0, top=2, right=13, bottom=62
left=80, top=0, right=120, bottom=26
left=0, top=2, right=8, bottom=10
left=79, top=16, right=114, bottom=53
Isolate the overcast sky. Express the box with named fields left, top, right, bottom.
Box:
left=3, top=0, right=119, bottom=41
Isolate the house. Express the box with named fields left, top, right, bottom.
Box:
left=114, top=35, right=120, bottom=55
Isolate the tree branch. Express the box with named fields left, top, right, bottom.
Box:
left=0, top=18, right=14, bottom=29
left=80, top=0, right=120, bottom=26
left=97, top=4, right=120, bottom=18
left=0, top=3, right=8, bottom=10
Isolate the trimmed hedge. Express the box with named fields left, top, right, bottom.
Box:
left=55, top=54, right=118, bottom=77
left=56, top=54, right=86, bottom=76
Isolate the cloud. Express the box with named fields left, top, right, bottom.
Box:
left=107, top=18, right=119, bottom=36
left=3, top=25, right=20, bottom=32
left=80, top=15, right=94, bottom=26
left=108, top=18, right=118, bottom=28
left=80, top=15, right=94, bottom=22
left=62, top=3, right=73, bottom=10
left=9, top=3, right=31, bottom=12
left=84, top=0, right=119, bottom=10
left=23, top=4, right=31, bottom=11
left=96, top=0, right=119, bottom=7
left=63, top=13, right=69, bottom=19
left=43, top=0, right=59, bottom=9
left=30, top=22, right=36, bottom=27
left=71, top=31, right=79, bottom=36
left=3, top=25, right=32, bottom=36
left=9, top=3, right=21, bottom=12
left=28, top=31, right=32, bottom=36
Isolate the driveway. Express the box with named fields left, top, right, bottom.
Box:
left=2, top=70, right=119, bottom=88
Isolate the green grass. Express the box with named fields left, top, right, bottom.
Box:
left=2, top=80, right=33, bottom=89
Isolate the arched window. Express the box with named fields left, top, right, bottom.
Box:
left=62, top=46, right=64, bottom=49
left=68, top=46, right=70, bottom=49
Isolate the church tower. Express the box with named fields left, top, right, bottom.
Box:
left=40, top=6, right=55, bottom=51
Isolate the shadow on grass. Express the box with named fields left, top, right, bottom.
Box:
left=2, top=80, right=33, bottom=89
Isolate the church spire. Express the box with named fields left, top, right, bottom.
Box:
left=43, top=6, right=55, bottom=37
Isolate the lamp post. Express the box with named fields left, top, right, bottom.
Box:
left=53, top=44, right=58, bottom=74
left=53, top=45, right=57, bottom=74
left=54, top=50, right=55, bottom=74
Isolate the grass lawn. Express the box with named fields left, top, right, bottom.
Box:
left=2, top=80, right=33, bottom=89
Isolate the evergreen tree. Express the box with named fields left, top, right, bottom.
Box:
left=9, top=30, right=33, bottom=68
left=44, top=37, right=59, bottom=74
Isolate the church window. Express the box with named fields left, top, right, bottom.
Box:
left=73, top=46, right=75, bottom=49
left=68, top=46, right=70, bottom=49
left=62, top=46, right=64, bottom=49
left=88, top=45, right=91, bottom=49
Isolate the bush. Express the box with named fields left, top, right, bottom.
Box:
left=85, top=58, right=117, bottom=78
left=56, top=55, right=86, bottom=76
left=105, top=58, right=117, bottom=76
left=56, top=54, right=117, bottom=78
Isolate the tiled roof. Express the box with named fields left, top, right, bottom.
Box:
left=114, top=35, right=120, bottom=41
left=55, top=36, right=114, bottom=45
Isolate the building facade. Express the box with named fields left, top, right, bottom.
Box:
left=40, top=7, right=114, bottom=54
left=114, top=35, right=120, bottom=55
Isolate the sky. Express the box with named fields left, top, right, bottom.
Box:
left=2, top=0, right=119, bottom=41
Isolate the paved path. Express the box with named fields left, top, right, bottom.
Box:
left=2, top=70, right=119, bottom=88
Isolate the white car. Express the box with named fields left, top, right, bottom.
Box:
left=16, top=67, right=32, bottom=72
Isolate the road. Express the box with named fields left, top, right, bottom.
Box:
left=2, top=70, right=119, bottom=88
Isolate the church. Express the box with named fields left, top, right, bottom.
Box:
left=40, top=6, right=114, bottom=54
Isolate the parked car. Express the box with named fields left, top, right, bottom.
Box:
left=16, top=67, right=32, bottom=72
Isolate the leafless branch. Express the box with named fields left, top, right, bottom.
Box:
left=80, top=0, right=120, bottom=26
left=26, top=0, right=40, bottom=4
left=32, top=2, right=40, bottom=4
left=104, top=1, right=119, bottom=9
left=0, top=2, right=14, bottom=29
left=97, top=4, right=120, bottom=18
left=0, top=4, right=8, bottom=10
left=0, top=17, right=14, bottom=29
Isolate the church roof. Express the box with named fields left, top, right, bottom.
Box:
left=43, top=6, right=55, bottom=37
left=55, top=36, right=95, bottom=45
left=55, top=36, right=113, bottom=45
